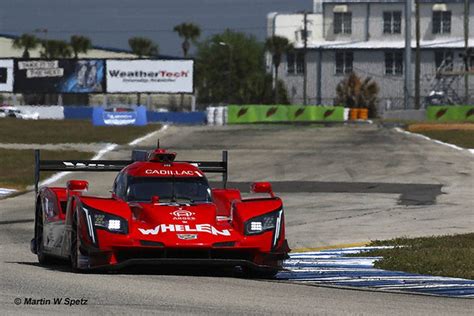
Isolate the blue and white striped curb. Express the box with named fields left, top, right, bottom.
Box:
left=277, top=247, right=474, bottom=298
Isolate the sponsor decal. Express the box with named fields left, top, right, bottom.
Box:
left=466, top=108, right=474, bottom=118
left=63, top=162, right=117, bottom=169
left=436, top=108, right=448, bottom=119
left=324, top=109, right=335, bottom=118
left=237, top=107, right=248, bottom=117
left=138, top=224, right=231, bottom=236
left=266, top=107, right=278, bottom=118
left=145, top=169, right=201, bottom=177
left=294, top=107, right=305, bottom=118
left=171, top=208, right=195, bottom=221
left=177, top=234, right=198, bottom=240
left=106, top=60, right=193, bottom=93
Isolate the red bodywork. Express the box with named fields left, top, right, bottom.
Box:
left=32, top=149, right=289, bottom=273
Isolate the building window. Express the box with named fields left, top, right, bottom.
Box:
left=435, top=51, right=454, bottom=71
left=383, top=11, right=402, bottom=34
left=433, top=11, right=451, bottom=34
left=334, top=12, right=352, bottom=34
left=385, top=52, right=403, bottom=75
left=287, top=52, right=305, bottom=75
left=335, top=51, right=353, bottom=75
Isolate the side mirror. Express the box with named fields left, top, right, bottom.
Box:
left=67, top=180, right=88, bottom=192
left=251, top=182, right=274, bottom=198
left=151, top=195, right=160, bottom=204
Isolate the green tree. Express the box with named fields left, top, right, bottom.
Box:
left=173, top=22, right=201, bottom=57
left=40, top=39, right=72, bottom=58
left=12, top=33, right=40, bottom=58
left=335, top=72, right=380, bottom=118
left=70, top=35, right=92, bottom=58
left=264, top=35, right=292, bottom=104
left=128, top=37, right=158, bottom=57
left=196, top=30, right=288, bottom=105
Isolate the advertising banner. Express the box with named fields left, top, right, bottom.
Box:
left=0, top=59, right=14, bottom=92
left=227, top=105, right=344, bottom=124
left=92, top=106, right=148, bottom=126
left=426, top=106, right=474, bottom=122
left=106, top=59, right=193, bottom=93
left=13, top=59, right=105, bottom=93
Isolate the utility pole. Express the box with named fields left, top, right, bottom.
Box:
left=404, top=0, right=413, bottom=110
left=303, top=11, right=308, bottom=105
left=464, top=0, right=470, bottom=103
left=414, top=0, right=421, bottom=109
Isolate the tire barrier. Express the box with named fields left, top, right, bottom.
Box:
left=278, top=247, right=474, bottom=298
left=426, top=105, right=474, bottom=122
left=227, top=105, right=345, bottom=124
left=206, top=106, right=228, bottom=126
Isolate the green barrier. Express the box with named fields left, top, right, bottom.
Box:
left=288, top=106, right=344, bottom=122
left=227, top=105, right=344, bottom=124
left=426, top=106, right=474, bottom=122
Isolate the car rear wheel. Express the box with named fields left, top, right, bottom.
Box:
left=70, top=214, right=81, bottom=272
left=35, top=206, right=55, bottom=265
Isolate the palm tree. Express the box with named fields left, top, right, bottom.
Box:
left=335, top=72, right=379, bottom=117
left=128, top=37, right=158, bottom=57
left=173, top=23, right=201, bottom=57
left=265, top=35, right=292, bottom=103
left=70, top=35, right=92, bottom=58
left=40, top=39, right=72, bottom=58
left=12, top=33, right=40, bottom=58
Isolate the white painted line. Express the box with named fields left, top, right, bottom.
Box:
left=394, top=127, right=474, bottom=154
left=128, top=125, right=169, bottom=146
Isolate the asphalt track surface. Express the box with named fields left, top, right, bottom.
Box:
left=1, top=124, right=473, bottom=315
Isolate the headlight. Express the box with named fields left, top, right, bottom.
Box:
left=84, top=207, right=128, bottom=234
left=244, top=211, right=279, bottom=235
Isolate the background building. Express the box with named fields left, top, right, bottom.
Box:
left=267, top=0, right=474, bottom=110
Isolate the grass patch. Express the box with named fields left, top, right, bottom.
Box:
left=0, top=149, right=92, bottom=190
left=406, top=123, right=474, bottom=148
left=412, top=130, right=474, bottom=148
left=0, top=119, right=161, bottom=144
left=353, top=233, right=474, bottom=279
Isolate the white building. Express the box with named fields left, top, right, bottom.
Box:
left=267, top=0, right=474, bottom=109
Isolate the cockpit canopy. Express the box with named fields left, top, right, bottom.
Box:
left=114, top=175, right=211, bottom=203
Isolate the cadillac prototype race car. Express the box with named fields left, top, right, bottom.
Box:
left=31, top=144, right=289, bottom=276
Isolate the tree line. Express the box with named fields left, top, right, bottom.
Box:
left=12, top=23, right=293, bottom=105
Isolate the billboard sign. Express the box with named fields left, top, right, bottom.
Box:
left=13, top=59, right=105, bottom=93
left=0, top=59, right=14, bottom=92
left=106, top=59, right=193, bottom=93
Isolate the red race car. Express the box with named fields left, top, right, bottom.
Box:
left=31, top=144, right=289, bottom=277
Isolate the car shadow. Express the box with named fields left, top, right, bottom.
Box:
left=9, top=261, right=248, bottom=278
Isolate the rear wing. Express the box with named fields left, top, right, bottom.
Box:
left=34, top=149, right=228, bottom=194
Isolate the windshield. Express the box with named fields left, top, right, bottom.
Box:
left=126, top=177, right=211, bottom=203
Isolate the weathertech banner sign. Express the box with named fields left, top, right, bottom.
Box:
left=105, top=59, right=193, bottom=93
left=13, top=59, right=105, bottom=93
left=0, top=59, right=13, bottom=92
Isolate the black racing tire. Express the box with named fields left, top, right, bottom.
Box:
left=70, top=214, right=82, bottom=272
left=35, top=205, right=55, bottom=265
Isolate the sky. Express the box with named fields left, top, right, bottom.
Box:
left=0, top=0, right=312, bottom=57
